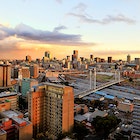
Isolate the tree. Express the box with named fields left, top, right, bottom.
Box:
left=73, top=122, right=89, bottom=140
left=91, top=115, right=120, bottom=138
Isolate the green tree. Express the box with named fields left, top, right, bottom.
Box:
left=91, top=115, right=120, bottom=138
left=73, top=122, right=89, bottom=140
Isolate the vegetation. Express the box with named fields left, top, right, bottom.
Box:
left=91, top=115, right=121, bottom=139
left=57, top=122, right=90, bottom=140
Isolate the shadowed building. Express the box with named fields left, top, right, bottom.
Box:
left=132, top=97, right=140, bottom=139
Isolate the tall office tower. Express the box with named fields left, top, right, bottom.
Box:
left=45, top=51, right=51, bottom=59
left=132, top=97, right=140, bottom=139
left=127, top=54, right=131, bottom=63
left=28, top=82, right=74, bottom=139
left=30, top=64, right=39, bottom=78
left=26, top=55, right=31, bottom=63
left=0, top=64, right=11, bottom=87
left=11, top=67, right=19, bottom=79
left=72, top=50, right=78, bottom=61
left=94, top=57, right=101, bottom=63
left=108, top=57, right=112, bottom=63
left=67, top=56, right=70, bottom=61
left=90, top=54, right=94, bottom=61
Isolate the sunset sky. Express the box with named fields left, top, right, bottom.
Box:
left=0, top=0, right=140, bottom=60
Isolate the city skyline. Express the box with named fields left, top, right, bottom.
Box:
left=0, top=0, right=140, bottom=60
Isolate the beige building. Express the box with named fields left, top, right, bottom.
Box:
left=117, top=101, right=134, bottom=112
left=0, top=92, right=18, bottom=110
left=0, top=64, right=11, bottom=87
left=21, top=67, right=30, bottom=79
left=28, top=82, right=74, bottom=139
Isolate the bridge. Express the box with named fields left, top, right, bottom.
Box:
left=75, top=79, right=124, bottom=98
left=74, top=68, right=124, bottom=98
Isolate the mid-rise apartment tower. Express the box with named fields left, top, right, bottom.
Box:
left=28, top=82, right=74, bottom=139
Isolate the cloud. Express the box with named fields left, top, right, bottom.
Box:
left=0, top=23, right=95, bottom=49
left=53, top=25, right=67, bottom=32
left=55, top=0, right=62, bottom=4
left=74, top=3, right=87, bottom=13
left=67, top=3, right=136, bottom=25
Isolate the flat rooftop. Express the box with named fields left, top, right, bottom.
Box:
left=0, top=92, right=17, bottom=98
left=12, top=117, right=26, bottom=125
left=1, top=110, right=22, bottom=118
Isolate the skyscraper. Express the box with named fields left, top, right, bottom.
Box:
left=72, top=50, right=78, bottom=61
left=108, top=57, right=112, bottom=63
left=90, top=54, right=94, bottom=61
left=0, top=64, right=11, bottom=87
left=30, top=64, right=39, bottom=78
left=45, top=51, right=51, bottom=59
left=127, top=54, right=131, bottom=63
left=26, top=55, right=31, bottom=63
left=28, top=82, right=74, bottom=139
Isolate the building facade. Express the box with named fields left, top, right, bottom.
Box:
left=0, top=64, right=11, bottom=87
left=132, top=97, right=140, bottom=139
left=127, top=54, right=131, bottom=63
left=0, top=92, right=18, bottom=110
left=21, top=78, right=38, bottom=97
left=28, top=82, right=74, bottom=139
left=0, top=110, right=32, bottom=140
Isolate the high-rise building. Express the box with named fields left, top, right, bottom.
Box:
left=28, top=82, right=74, bottom=139
left=30, top=64, right=39, bottom=78
left=90, top=55, right=94, bottom=61
left=45, top=51, right=51, bottom=59
left=43, top=51, right=51, bottom=63
left=21, top=78, right=38, bottom=97
left=72, top=50, right=78, bottom=61
left=26, top=55, right=31, bottom=63
left=94, top=57, right=101, bottom=63
left=0, top=64, right=11, bottom=87
left=108, top=57, right=112, bottom=63
left=132, top=97, right=140, bottom=139
left=127, top=54, right=131, bottom=63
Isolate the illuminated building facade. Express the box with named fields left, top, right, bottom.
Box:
left=28, top=82, right=74, bottom=139
left=0, top=65, right=11, bottom=88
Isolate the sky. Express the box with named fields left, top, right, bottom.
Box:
left=0, top=0, right=140, bottom=61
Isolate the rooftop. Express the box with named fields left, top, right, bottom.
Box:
left=74, top=114, right=87, bottom=122
left=1, top=110, right=22, bottom=118
left=0, top=92, right=17, bottom=98
left=12, top=117, right=26, bottom=125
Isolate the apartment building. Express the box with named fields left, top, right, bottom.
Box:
left=28, top=82, right=74, bottom=139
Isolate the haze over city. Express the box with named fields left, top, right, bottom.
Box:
left=0, top=0, right=140, bottom=60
